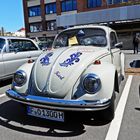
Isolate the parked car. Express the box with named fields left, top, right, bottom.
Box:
left=31, top=37, right=54, bottom=50
left=0, top=36, right=42, bottom=80
left=6, top=25, right=125, bottom=122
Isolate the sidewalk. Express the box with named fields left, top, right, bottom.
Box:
left=122, top=50, right=140, bottom=75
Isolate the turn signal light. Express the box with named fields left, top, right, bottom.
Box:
left=28, top=59, right=34, bottom=63
left=94, top=60, right=101, bottom=65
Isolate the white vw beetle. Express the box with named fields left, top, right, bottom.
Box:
left=6, top=25, right=125, bottom=122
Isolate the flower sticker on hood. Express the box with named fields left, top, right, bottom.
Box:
left=60, top=52, right=82, bottom=67
left=40, top=52, right=53, bottom=66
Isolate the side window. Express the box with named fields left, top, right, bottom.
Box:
left=9, top=40, right=20, bottom=52
left=110, top=32, right=117, bottom=49
left=0, top=38, right=6, bottom=52
left=22, top=40, right=38, bottom=51
left=9, top=39, right=38, bottom=52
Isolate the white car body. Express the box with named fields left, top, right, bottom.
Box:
left=6, top=25, right=125, bottom=122
left=0, top=36, right=42, bottom=80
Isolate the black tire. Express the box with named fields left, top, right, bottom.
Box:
left=95, top=92, right=115, bottom=122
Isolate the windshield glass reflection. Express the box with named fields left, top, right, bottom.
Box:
left=53, top=28, right=107, bottom=49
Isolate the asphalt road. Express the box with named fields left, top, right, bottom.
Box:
left=0, top=50, right=140, bottom=140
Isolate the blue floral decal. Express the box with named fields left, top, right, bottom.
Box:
left=60, top=52, right=82, bottom=67
left=40, top=52, right=53, bottom=66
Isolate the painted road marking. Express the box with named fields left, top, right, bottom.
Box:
left=105, top=75, right=133, bottom=140
left=0, top=94, right=6, bottom=98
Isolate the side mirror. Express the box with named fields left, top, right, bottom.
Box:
left=114, top=42, right=123, bottom=48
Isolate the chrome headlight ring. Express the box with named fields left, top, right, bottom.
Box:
left=13, top=70, right=27, bottom=87
left=82, top=74, right=101, bottom=94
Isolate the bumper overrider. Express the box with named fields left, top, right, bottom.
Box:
left=6, top=89, right=111, bottom=111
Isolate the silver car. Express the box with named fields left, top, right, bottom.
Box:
left=0, top=36, right=42, bottom=80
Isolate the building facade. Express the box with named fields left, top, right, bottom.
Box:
left=23, top=0, right=140, bottom=49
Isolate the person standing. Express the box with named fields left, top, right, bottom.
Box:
left=133, top=33, right=140, bottom=54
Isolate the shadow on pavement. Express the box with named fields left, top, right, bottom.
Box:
left=135, top=108, right=140, bottom=111
left=0, top=100, right=110, bottom=137
left=0, top=79, right=12, bottom=88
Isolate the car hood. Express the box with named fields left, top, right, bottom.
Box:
left=32, top=46, right=108, bottom=98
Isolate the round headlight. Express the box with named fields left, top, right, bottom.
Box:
left=83, top=74, right=101, bottom=94
left=13, top=70, right=27, bottom=86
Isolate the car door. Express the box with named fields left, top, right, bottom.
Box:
left=2, top=39, right=31, bottom=76
left=110, top=32, right=121, bottom=74
left=24, top=40, right=42, bottom=60
left=0, top=53, right=4, bottom=79
left=0, top=38, right=6, bottom=79
left=0, top=54, right=4, bottom=79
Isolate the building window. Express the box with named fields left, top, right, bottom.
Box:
left=107, top=0, right=128, bottom=5
left=28, top=6, right=41, bottom=17
left=87, top=0, right=102, bottom=8
left=107, top=0, right=113, bottom=4
left=46, top=3, right=56, bottom=14
left=29, top=23, right=42, bottom=32
left=47, top=21, right=57, bottom=31
left=61, top=0, right=77, bottom=12
left=114, top=0, right=122, bottom=4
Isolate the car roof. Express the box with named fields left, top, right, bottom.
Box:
left=63, top=25, right=115, bottom=33
left=0, top=36, right=32, bottom=40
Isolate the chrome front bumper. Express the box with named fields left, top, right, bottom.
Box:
left=6, top=89, right=111, bottom=111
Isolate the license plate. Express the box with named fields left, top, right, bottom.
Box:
left=27, top=106, right=64, bottom=122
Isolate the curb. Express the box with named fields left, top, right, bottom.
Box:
left=125, top=68, right=140, bottom=75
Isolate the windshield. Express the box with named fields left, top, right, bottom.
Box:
left=53, top=28, right=107, bottom=48
left=0, top=38, right=5, bottom=52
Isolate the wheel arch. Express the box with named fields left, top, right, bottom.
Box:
left=114, top=71, right=119, bottom=93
